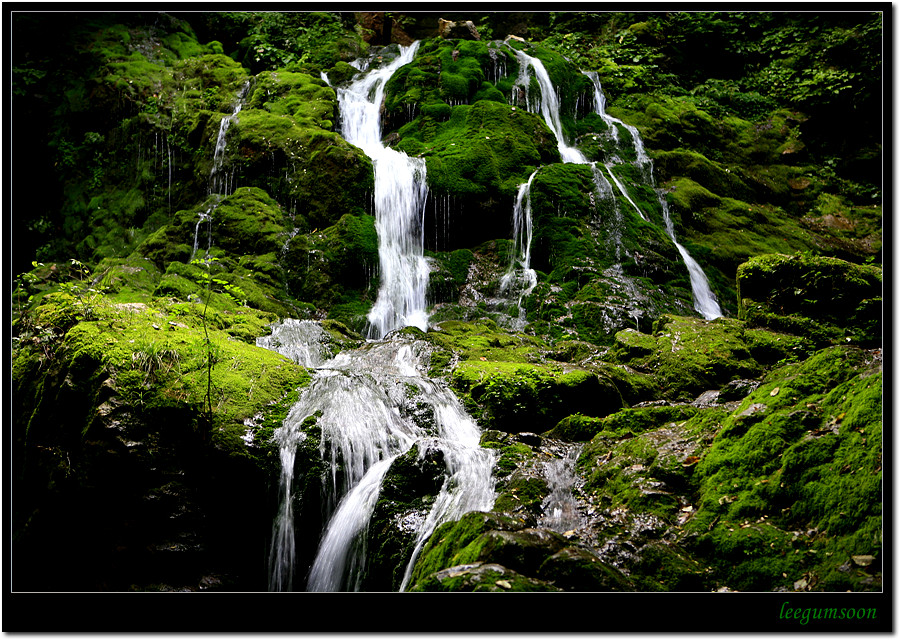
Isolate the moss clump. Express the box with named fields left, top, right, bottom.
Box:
left=282, top=213, right=379, bottom=330
left=737, top=252, right=882, bottom=346
left=608, top=315, right=764, bottom=401
left=406, top=511, right=520, bottom=588
left=224, top=86, right=374, bottom=229
left=545, top=413, right=605, bottom=442
left=452, top=360, right=622, bottom=433
left=684, top=346, right=882, bottom=591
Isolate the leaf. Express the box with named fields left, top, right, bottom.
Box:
left=852, top=555, right=875, bottom=567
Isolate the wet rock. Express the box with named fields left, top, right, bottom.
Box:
left=537, top=545, right=634, bottom=591
left=437, top=18, right=481, bottom=40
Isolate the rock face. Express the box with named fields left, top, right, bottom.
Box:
left=438, top=18, right=481, bottom=41
left=10, top=11, right=882, bottom=598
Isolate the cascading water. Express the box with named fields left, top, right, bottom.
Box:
left=539, top=445, right=584, bottom=534
left=263, top=43, right=497, bottom=591
left=511, top=45, right=721, bottom=321
left=497, top=170, right=539, bottom=330
left=579, top=71, right=722, bottom=319
left=262, top=324, right=495, bottom=592
left=189, top=82, right=251, bottom=263
left=658, top=195, right=723, bottom=319
left=336, top=43, right=430, bottom=339
left=209, top=80, right=251, bottom=196
left=513, top=48, right=588, bottom=165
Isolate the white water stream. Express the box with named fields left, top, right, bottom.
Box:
left=510, top=46, right=721, bottom=321
left=209, top=80, right=251, bottom=196
left=262, top=326, right=495, bottom=592
left=263, top=44, right=496, bottom=593
left=336, top=43, right=430, bottom=339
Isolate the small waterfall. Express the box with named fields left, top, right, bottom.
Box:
left=603, top=163, right=649, bottom=221
left=263, top=327, right=495, bottom=592
left=658, top=195, right=723, bottom=319
left=512, top=48, right=588, bottom=165
left=190, top=197, right=222, bottom=262
left=497, top=170, right=539, bottom=331
left=539, top=445, right=584, bottom=534
left=337, top=43, right=430, bottom=339
left=189, top=81, right=251, bottom=264
left=583, top=71, right=650, bottom=173
left=209, top=80, right=251, bottom=196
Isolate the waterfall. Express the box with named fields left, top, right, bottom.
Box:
left=209, top=80, right=251, bottom=196
left=189, top=82, right=251, bottom=264
left=583, top=71, right=650, bottom=173
left=510, top=49, right=721, bottom=321
left=513, top=48, right=587, bottom=164
left=336, top=43, right=430, bottom=339
left=603, top=163, right=649, bottom=221
left=658, top=194, right=723, bottom=319
left=578, top=71, right=721, bottom=319
left=539, top=445, right=584, bottom=534
left=262, top=325, right=495, bottom=592
left=497, top=170, right=539, bottom=331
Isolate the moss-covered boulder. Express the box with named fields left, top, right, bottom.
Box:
left=406, top=509, right=626, bottom=592
left=359, top=443, right=447, bottom=591
left=451, top=361, right=623, bottom=433
left=12, top=273, right=311, bottom=591
left=608, top=315, right=769, bottom=401
left=737, top=252, right=882, bottom=346
left=281, top=212, right=379, bottom=332
left=684, top=346, right=883, bottom=591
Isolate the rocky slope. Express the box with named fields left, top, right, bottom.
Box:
left=11, top=11, right=882, bottom=595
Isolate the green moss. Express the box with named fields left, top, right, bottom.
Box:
left=609, top=315, right=764, bottom=401
left=396, top=99, right=560, bottom=198
left=492, top=474, right=548, bottom=516
left=407, top=511, right=521, bottom=588
left=225, top=104, right=373, bottom=230
left=681, top=345, right=882, bottom=591
left=282, top=213, right=379, bottom=321
left=451, top=359, right=622, bottom=433
left=546, top=413, right=605, bottom=442
left=737, top=252, right=882, bottom=346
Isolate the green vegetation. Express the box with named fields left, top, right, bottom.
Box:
left=11, top=10, right=881, bottom=595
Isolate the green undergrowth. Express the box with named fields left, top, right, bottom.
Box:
left=685, top=346, right=882, bottom=591
left=608, top=314, right=813, bottom=402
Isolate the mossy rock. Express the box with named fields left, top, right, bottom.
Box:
left=223, top=97, right=374, bottom=230
left=281, top=212, right=379, bottom=325
left=360, top=443, right=447, bottom=591
left=406, top=510, right=525, bottom=588
left=608, top=315, right=764, bottom=402
left=737, top=252, right=882, bottom=346
left=545, top=413, right=606, bottom=442
left=410, top=561, right=561, bottom=592
left=452, top=360, right=623, bottom=433
left=684, top=345, right=882, bottom=591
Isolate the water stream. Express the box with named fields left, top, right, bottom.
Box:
left=510, top=45, right=721, bottom=321
left=336, top=43, right=430, bottom=339
left=264, top=43, right=495, bottom=592
left=262, top=326, right=495, bottom=592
